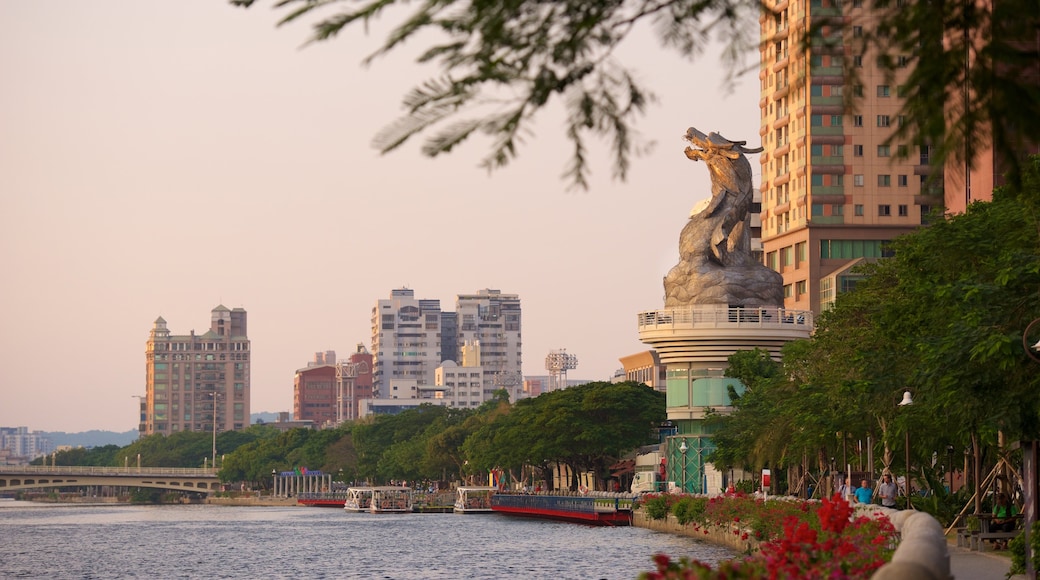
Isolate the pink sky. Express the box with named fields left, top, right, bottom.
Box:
left=0, top=2, right=761, bottom=432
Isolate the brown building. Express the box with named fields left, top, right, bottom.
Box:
left=293, top=345, right=373, bottom=426
left=759, top=0, right=941, bottom=314
left=142, top=305, right=250, bottom=437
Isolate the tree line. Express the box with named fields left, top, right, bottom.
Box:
left=42, top=381, right=665, bottom=491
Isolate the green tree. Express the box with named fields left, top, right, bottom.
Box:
left=231, top=0, right=1038, bottom=187
left=464, top=381, right=665, bottom=490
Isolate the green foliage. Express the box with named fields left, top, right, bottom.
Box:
left=643, top=494, right=673, bottom=520
left=672, top=496, right=708, bottom=525
left=1008, top=521, right=1039, bottom=575
left=462, top=381, right=665, bottom=490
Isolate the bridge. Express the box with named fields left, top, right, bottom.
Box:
left=0, top=466, right=220, bottom=494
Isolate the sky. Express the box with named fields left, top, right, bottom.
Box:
left=0, top=2, right=762, bottom=433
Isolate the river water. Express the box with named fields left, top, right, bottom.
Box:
left=0, top=501, right=735, bottom=579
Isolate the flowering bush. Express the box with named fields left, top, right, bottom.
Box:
left=638, top=494, right=896, bottom=579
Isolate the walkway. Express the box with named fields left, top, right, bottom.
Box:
left=948, top=542, right=1018, bottom=579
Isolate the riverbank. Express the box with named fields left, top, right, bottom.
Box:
left=633, top=509, right=758, bottom=554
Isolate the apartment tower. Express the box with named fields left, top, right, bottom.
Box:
left=370, top=289, right=446, bottom=397
left=455, top=289, right=523, bottom=402
left=142, top=305, right=250, bottom=437
left=759, top=0, right=938, bottom=313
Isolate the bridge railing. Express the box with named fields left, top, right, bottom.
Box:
left=2, top=466, right=217, bottom=476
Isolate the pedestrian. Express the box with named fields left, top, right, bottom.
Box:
left=836, top=477, right=851, bottom=499
left=854, top=479, right=873, bottom=504
left=879, top=474, right=898, bottom=508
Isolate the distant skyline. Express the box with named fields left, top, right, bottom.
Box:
left=0, top=3, right=761, bottom=432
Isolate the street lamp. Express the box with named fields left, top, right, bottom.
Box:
left=899, top=390, right=914, bottom=510
left=678, top=439, right=689, bottom=493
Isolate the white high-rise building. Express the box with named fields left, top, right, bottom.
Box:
left=370, top=289, right=445, bottom=397
left=455, top=289, right=523, bottom=402
left=370, top=288, right=522, bottom=405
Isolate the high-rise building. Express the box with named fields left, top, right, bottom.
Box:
left=758, top=0, right=940, bottom=313
left=370, top=289, right=445, bottom=397
left=142, top=305, right=250, bottom=437
left=455, top=289, right=523, bottom=401
left=370, top=288, right=523, bottom=405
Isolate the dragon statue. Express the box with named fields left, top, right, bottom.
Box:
left=663, top=127, right=784, bottom=307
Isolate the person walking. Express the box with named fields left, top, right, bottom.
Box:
left=879, top=473, right=898, bottom=509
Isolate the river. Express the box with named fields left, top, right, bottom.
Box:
left=0, top=501, right=734, bottom=579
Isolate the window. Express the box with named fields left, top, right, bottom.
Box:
left=898, top=175, right=908, bottom=187
left=879, top=204, right=891, bottom=216
left=853, top=115, right=863, bottom=127
left=832, top=204, right=844, bottom=215
left=830, top=115, right=842, bottom=126
left=811, top=174, right=824, bottom=186
left=898, top=115, right=907, bottom=127
left=897, top=85, right=909, bottom=97
left=898, top=204, right=909, bottom=216
left=877, top=145, right=890, bottom=157
left=796, top=280, right=808, bottom=296
left=878, top=174, right=891, bottom=186
left=855, top=204, right=864, bottom=216
left=853, top=85, right=864, bottom=97
left=877, top=85, right=890, bottom=97
left=854, top=174, right=864, bottom=186
left=831, top=144, right=843, bottom=156
left=897, top=55, right=910, bottom=68
left=853, top=25, right=863, bottom=37
left=897, top=145, right=909, bottom=157
left=853, top=144, right=864, bottom=156
left=877, top=115, right=890, bottom=127
left=853, top=55, right=863, bottom=67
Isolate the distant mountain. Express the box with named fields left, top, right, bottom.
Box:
left=44, top=430, right=138, bottom=448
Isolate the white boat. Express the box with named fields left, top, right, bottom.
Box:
left=343, top=487, right=375, bottom=512
left=454, top=486, right=496, bottom=514
left=370, top=486, right=412, bottom=513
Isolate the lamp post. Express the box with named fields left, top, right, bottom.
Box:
left=899, top=390, right=914, bottom=510
left=679, top=440, right=688, bottom=493
left=272, top=469, right=278, bottom=497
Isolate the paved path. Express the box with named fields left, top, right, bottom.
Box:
left=947, top=542, right=1018, bottom=579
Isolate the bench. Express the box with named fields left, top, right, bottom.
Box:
left=973, top=531, right=1019, bottom=551
left=955, top=527, right=973, bottom=548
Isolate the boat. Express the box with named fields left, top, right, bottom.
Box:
left=454, top=486, right=496, bottom=514
left=490, top=492, right=635, bottom=526
left=297, top=491, right=347, bottom=507
left=370, top=486, right=412, bottom=513
left=343, top=487, right=375, bottom=512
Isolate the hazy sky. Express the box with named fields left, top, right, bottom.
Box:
left=0, top=2, right=761, bottom=433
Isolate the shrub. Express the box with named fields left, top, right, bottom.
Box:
left=672, top=496, right=708, bottom=525
left=639, top=494, right=896, bottom=579
left=643, top=494, right=673, bottom=520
